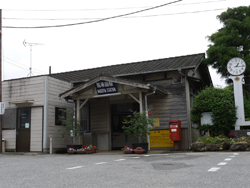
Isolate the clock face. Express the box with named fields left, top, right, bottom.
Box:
left=227, top=57, right=246, bottom=76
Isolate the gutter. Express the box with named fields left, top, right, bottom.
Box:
left=145, top=85, right=156, bottom=151
left=43, top=76, right=48, bottom=153
left=178, top=68, right=191, bottom=150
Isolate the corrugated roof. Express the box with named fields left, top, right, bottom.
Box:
left=50, top=53, right=205, bottom=83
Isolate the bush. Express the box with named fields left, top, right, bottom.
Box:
left=191, top=86, right=237, bottom=136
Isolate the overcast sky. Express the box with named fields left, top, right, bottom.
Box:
left=1, top=0, right=249, bottom=87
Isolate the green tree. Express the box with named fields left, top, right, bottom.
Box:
left=191, top=86, right=237, bottom=136
left=205, top=6, right=250, bottom=92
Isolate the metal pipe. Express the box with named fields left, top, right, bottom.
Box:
left=43, top=76, right=48, bottom=153
left=49, top=135, right=53, bottom=154
left=145, top=86, right=156, bottom=151
left=178, top=69, right=191, bottom=149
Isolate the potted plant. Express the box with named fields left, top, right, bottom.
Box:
left=58, top=109, right=83, bottom=150
left=84, top=144, right=95, bottom=154
left=122, top=111, right=154, bottom=153
left=122, top=145, right=133, bottom=154
left=67, top=148, right=76, bottom=154
left=134, top=146, right=145, bottom=154
left=76, top=148, right=86, bottom=154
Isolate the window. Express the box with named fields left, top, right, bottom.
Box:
left=55, top=107, right=66, bottom=125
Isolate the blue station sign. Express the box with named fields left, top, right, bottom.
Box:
left=95, top=81, right=117, bottom=95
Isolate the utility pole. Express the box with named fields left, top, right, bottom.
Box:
left=0, top=9, right=2, bottom=153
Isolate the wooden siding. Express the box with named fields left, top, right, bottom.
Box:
left=2, top=77, right=45, bottom=108
left=30, top=107, right=43, bottom=152
left=2, top=130, right=16, bottom=150
left=90, top=98, right=109, bottom=133
left=147, top=80, right=188, bottom=129
left=46, top=77, right=73, bottom=149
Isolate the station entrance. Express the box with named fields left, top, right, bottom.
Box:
left=111, top=102, right=139, bottom=150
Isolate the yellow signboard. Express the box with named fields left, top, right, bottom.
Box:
left=150, top=130, right=173, bottom=147
left=153, top=118, right=160, bottom=127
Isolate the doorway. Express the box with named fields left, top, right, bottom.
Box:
left=111, top=103, right=139, bottom=150
left=16, top=108, right=31, bottom=152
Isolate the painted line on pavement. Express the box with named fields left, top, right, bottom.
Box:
left=144, top=155, right=150, bottom=157
left=66, top=166, right=83, bottom=170
left=224, top=158, right=232, bottom=161
left=132, top=157, right=140, bottom=159
left=208, top=167, right=220, bottom=172
left=234, top=153, right=239, bottom=155
left=217, top=162, right=227, bottom=165
left=95, top=162, right=107, bottom=165
left=114, top=159, right=125, bottom=162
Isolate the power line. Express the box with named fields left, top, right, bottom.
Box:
left=3, top=0, right=183, bottom=29
left=3, top=0, right=226, bottom=12
left=3, top=8, right=227, bottom=21
left=3, top=56, right=46, bottom=74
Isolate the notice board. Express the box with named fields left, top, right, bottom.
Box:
left=150, top=130, right=174, bottom=147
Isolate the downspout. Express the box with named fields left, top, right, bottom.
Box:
left=145, top=85, right=156, bottom=151
left=178, top=68, right=191, bottom=150
left=43, top=76, right=48, bottom=153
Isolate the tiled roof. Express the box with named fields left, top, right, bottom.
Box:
left=50, top=53, right=205, bottom=83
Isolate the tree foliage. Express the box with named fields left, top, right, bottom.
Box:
left=191, top=86, right=237, bottom=136
left=205, top=6, right=250, bottom=87
left=122, top=111, right=154, bottom=143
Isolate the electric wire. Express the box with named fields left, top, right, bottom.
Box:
left=3, top=8, right=227, bottom=21
left=2, top=0, right=184, bottom=29
left=3, top=56, right=47, bottom=74
left=3, top=0, right=227, bottom=11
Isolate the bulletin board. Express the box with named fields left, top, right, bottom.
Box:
left=150, top=130, right=174, bottom=147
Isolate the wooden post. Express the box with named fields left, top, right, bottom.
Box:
left=0, top=9, right=2, bottom=153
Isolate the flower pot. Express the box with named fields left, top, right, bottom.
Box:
left=67, top=150, right=76, bottom=154
left=76, top=150, right=86, bottom=154
left=85, top=149, right=95, bottom=154
left=132, top=143, right=148, bottom=153
left=123, top=150, right=133, bottom=154
left=134, top=149, right=145, bottom=154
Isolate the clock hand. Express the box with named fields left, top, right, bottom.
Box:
left=235, top=63, right=239, bottom=67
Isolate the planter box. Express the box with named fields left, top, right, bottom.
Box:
left=132, top=143, right=148, bottom=153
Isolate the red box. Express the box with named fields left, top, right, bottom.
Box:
left=169, top=120, right=182, bottom=141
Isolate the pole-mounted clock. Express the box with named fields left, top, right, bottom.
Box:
left=227, top=57, right=246, bottom=76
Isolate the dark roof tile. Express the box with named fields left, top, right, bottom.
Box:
left=50, top=53, right=205, bottom=82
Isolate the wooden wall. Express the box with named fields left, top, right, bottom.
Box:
left=46, top=77, right=73, bottom=150
left=30, top=107, right=43, bottom=152
left=2, top=130, right=16, bottom=151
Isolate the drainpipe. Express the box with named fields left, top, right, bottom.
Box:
left=43, top=76, right=48, bottom=153
left=178, top=68, right=191, bottom=150
left=145, top=86, right=156, bottom=151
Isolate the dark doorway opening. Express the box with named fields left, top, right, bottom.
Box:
left=111, top=103, right=139, bottom=150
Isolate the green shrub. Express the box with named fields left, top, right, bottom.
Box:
left=191, top=86, right=237, bottom=136
left=197, top=136, right=220, bottom=144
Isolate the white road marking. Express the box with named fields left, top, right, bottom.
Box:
left=208, top=167, right=220, bottom=172
left=150, top=154, right=169, bottom=156
left=225, top=158, right=232, bottom=161
left=114, top=159, right=125, bottom=162
left=95, top=162, right=107, bottom=165
left=234, top=153, right=239, bottom=155
left=66, top=166, right=83, bottom=170
left=132, top=157, right=140, bottom=159
left=144, top=155, right=150, bottom=157
left=217, top=162, right=227, bottom=165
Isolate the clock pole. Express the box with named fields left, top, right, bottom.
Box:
left=227, top=57, right=250, bottom=130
